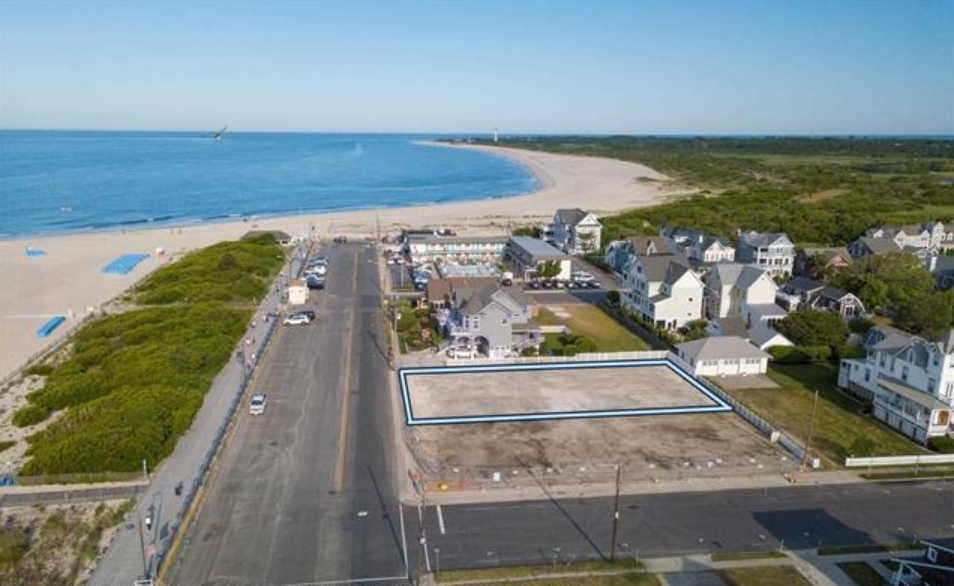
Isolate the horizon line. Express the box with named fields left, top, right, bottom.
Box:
left=2, top=128, right=953, bottom=139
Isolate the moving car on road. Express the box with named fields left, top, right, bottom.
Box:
left=248, top=394, right=268, bottom=415
left=283, top=314, right=310, bottom=326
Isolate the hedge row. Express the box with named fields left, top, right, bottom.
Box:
left=13, top=237, right=282, bottom=475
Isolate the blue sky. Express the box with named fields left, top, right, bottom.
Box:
left=1, top=0, right=951, bottom=134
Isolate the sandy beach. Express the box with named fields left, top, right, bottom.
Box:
left=0, top=143, right=676, bottom=384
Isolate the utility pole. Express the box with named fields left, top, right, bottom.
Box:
left=418, top=483, right=431, bottom=573
left=610, top=464, right=621, bottom=561
left=800, top=390, right=820, bottom=472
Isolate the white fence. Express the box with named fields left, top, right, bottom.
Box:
left=845, top=454, right=954, bottom=468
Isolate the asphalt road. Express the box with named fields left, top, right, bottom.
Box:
left=406, top=479, right=954, bottom=571
left=170, top=242, right=407, bottom=585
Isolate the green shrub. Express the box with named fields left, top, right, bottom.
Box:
left=135, top=239, right=283, bottom=305
left=834, top=345, right=865, bottom=360
left=23, top=363, right=54, bottom=377
left=768, top=345, right=832, bottom=364
left=0, top=441, right=15, bottom=454
left=520, top=346, right=539, bottom=356
left=928, top=436, right=954, bottom=453
left=12, top=403, right=50, bottom=427
left=848, top=316, right=875, bottom=334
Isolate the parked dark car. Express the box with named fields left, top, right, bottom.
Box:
left=306, top=276, right=325, bottom=290
left=333, top=235, right=347, bottom=244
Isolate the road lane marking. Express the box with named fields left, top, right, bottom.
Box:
left=332, top=249, right=359, bottom=493
left=437, top=504, right=446, bottom=535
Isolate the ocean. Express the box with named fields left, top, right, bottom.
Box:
left=0, top=131, right=538, bottom=238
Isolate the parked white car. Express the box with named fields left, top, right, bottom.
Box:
left=447, top=346, right=477, bottom=359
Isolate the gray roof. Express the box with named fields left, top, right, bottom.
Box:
left=508, top=236, right=568, bottom=260
left=749, top=326, right=792, bottom=348
left=458, top=284, right=533, bottom=315
left=713, top=317, right=748, bottom=337
left=739, top=231, right=792, bottom=248
left=855, top=237, right=902, bottom=255
left=710, top=263, right=767, bottom=290
left=627, top=235, right=670, bottom=256
left=747, top=303, right=789, bottom=319
left=677, top=336, right=771, bottom=361
left=785, top=276, right=825, bottom=295
left=878, top=377, right=950, bottom=410
left=637, top=254, right=690, bottom=283
left=555, top=208, right=592, bottom=227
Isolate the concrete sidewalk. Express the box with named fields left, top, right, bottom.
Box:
left=416, top=469, right=866, bottom=507
left=430, top=549, right=903, bottom=586
left=88, top=246, right=305, bottom=586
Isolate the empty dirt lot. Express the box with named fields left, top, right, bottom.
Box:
left=405, top=362, right=791, bottom=483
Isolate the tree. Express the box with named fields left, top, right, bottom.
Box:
left=511, top=225, right=540, bottom=238
left=833, top=252, right=934, bottom=310
left=895, top=291, right=954, bottom=340
left=775, top=310, right=850, bottom=348
left=536, top=260, right=562, bottom=280
left=577, top=231, right=598, bottom=256
left=681, top=319, right=709, bottom=341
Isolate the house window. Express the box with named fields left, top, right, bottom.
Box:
left=946, top=382, right=954, bottom=398
left=879, top=354, right=886, bottom=367
left=502, top=318, right=508, bottom=324
left=902, top=366, right=909, bottom=382
left=864, top=368, right=870, bottom=382
left=471, top=316, right=480, bottom=330
left=929, top=378, right=936, bottom=393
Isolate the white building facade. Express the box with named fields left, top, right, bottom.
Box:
left=736, top=231, right=795, bottom=278
left=837, top=326, right=954, bottom=444
left=622, top=255, right=704, bottom=330
left=552, top=208, right=603, bottom=256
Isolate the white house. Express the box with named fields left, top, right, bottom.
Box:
left=704, top=263, right=786, bottom=326
left=622, top=254, right=704, bottom=330
left=736, top=231, right=795, bottom=278
left=662, top=226, right=736, bottom=264
left=552, top=208, right=602, bottom=256
left=603, top=235, right=669, bottom=273
left=676, top=336, right=771, bottom=377
left=837, top=326, right=954, bottom=444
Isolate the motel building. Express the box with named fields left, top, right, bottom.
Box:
left=838, top=326, right=954, bottom=445
left=407, top=234, right=507, bottom=265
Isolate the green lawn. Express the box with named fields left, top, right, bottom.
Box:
left=484, top=576, right=658, bottom=586
left=717, top=566, right=812, bottom=586
left=711, top=551, right=786, bottom=562
left=537, top=305, right=649, bottom=352
left=438, top=559, right=655, bottom=584
left=836, top=562, right=890, bottom=586
left=724, top=363, right=923, bottom=466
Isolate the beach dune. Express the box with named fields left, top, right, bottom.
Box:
left=0, top=144, right=675, bottom=382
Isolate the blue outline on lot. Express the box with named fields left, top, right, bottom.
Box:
left=398, top=359, right=733, bottom=426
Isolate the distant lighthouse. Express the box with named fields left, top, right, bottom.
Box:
left=493, top=127, right=499, bottom=143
